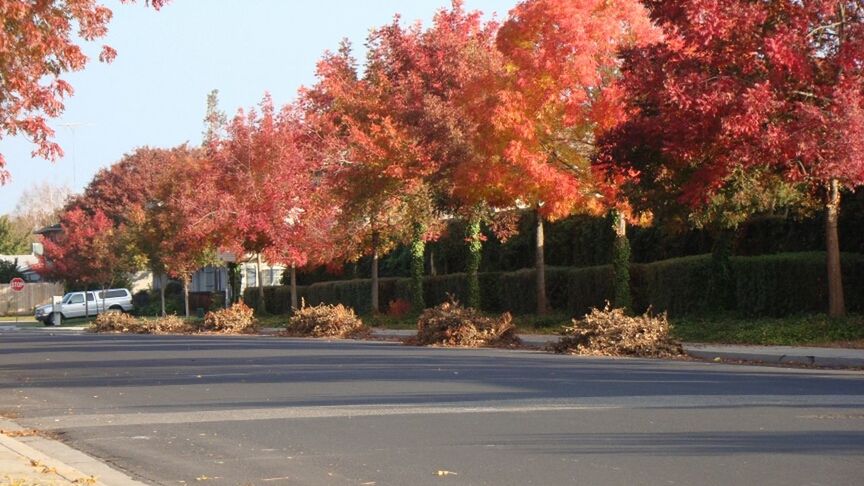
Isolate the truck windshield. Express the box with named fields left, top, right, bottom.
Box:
left=61, top=293, right=73, bottom=304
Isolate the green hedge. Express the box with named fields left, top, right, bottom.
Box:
left=731, top=252, right=864, bottom=317
left=631, top=255, right=716, bottom=316
left=245, top=252, right=864, bottom=318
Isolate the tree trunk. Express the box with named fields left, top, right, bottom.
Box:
left=410, top=222, right=426, bottom=314
left=535, top=210, right=548, bottom=315
left=226, top=262, right=239, bottom=305
left=255, top=253, right=266, bottom=314
left=290, top=264, right=298, bottom=311
left=429, top=247, right=437, bottom=276
left=371, top=230, right=380, bottom=314
left=183, top=276, right=190, bottom=318
left=826, top=179, right=845, bottom=318
left=466, top=212, right=482, bottom=309
left=611, top=210, right=632, bottom=312
left=159, top=274, right=166, bottom=317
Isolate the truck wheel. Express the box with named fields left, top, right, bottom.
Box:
left=108, top=305, right=124, bottom=313
left=43, top=314, right=53, bottom=326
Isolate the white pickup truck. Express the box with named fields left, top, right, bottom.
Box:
left=34, top=288, right=134, bottom=325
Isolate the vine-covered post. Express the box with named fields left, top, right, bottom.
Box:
left=611, top=210, right=632, bottom=312
left=466, top=212, right=482, bottom=309
left=410, top=221, right=426, bottom=314
left=290, top=264, right=298, bottom=311
left=371, top=229, right=380, bottom=314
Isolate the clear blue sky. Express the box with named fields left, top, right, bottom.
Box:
left=0, top=0, right=517, bottom=214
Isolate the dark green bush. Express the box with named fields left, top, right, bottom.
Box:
left=731, top=252, right=864, bottom=316
left=245, top=252, right=863, bottom=319
left=631, top=255, right=716, bottom=316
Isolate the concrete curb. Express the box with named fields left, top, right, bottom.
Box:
left=368, top=329, right=864, bottom=367
left=682, top=344, right=864, bottom=368
left=0, top=419, right=147, bottom=486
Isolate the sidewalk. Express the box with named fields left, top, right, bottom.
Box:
left=0, top=420, right=146, bottom=486
left=370, top=329, right=864, bottom=367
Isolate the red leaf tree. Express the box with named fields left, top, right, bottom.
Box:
left=201, top=95, right=316, bottom=313
left=0, top=0, right=166, bottom=184
left=37, top=208, right=135, bottom=318
left=127, top=147, right=214, bottom=316
left=611, top=0, right=864, bottom=317
left=70, top=146, right=212, bottom=316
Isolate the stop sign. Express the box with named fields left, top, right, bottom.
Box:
left=10, top=277, right=25, bottom=292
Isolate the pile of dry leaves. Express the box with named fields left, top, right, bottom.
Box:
left=90, top=311, right=144, bottom=333
left=202, top=302, right=258, bottom=334
left=282, top=302, right=370, bottom=339
left=414, top=299, right=520, bottom=347
left=90, top=303, right=257, bottom=335
left=549, top=305, right=683, bottom=357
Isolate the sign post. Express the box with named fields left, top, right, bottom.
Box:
left=52, top=295, right=62, bottom=326
left=9, top=278, right=25, bottom=323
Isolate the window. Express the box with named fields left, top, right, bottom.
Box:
left=203, top=267, right=216, bottom=291
left=245, top=267, right=257, bottom=287
left=69, top=294, right=84, bottom=304
left=97, top=290, right=127, bottom=299
left=86, top=293, right=94, bottom=301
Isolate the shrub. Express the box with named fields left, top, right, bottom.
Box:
left=90, top=311, right=144, bottom=333
left=203, top=302, right=258, bottom=334
left=415, top=299, right=520, bottom=347
left=550, top=305, right=682, bottom=358
left=283, top=302, right=369, bottom=339
left=630, top=254, right=716, bottom=316
left=386, top=298, right=411, bottom=318
left=731, top=252, right=864, bottom=316
left=245, top=251, right=864, bottom=318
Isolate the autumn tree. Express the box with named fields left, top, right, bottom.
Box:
left=69, top=147, right=174, bottom=225
left=301, top=41, right=421, bottom=314
left=401, top=1, right=510, bottom=311
left=0, top=0, right=166, bottom=184
left=612, top=0, right=864, bottom=317
left=71, top=145, right=209, bottom=316
left=70, top=147, right=175, bottom=314
left=127, top=147, right=214, bottom=316
left=303, top=2, right=509, bottom=313
left=37, top=208, right=137, bottom=317
left=455, top=0, right=657, bottom=313
left=202, top=95, right=314, bottom=314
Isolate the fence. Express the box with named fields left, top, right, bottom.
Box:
left=0, top=282, right=65, bottom=316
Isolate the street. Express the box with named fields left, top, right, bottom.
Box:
left=1, top=330, right=862, bottom=485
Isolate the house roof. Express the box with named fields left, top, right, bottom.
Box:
left=0, top=254, right=39, bottom=271
left=34, top=223, right=61, bottom=235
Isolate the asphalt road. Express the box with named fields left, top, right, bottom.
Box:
left=1, top=330, right=863, bottom=486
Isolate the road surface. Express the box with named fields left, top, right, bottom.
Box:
left=1, top=330, right=862, bottom=485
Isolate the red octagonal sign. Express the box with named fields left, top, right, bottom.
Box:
left=10, top=277, right=25, bottom=292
